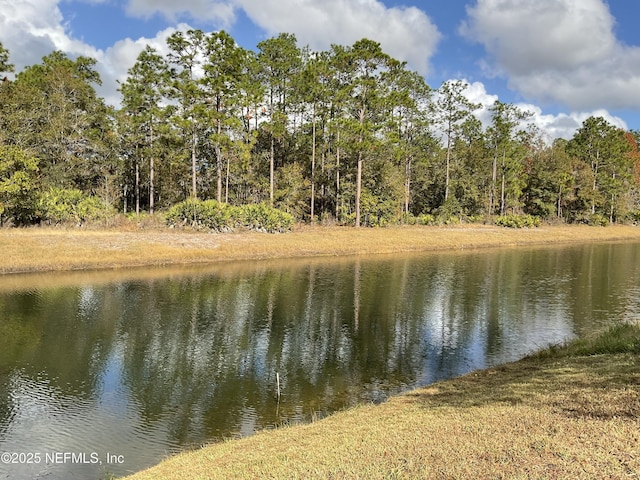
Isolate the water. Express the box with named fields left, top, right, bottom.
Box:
left=0, top=241, right=638, bottom=479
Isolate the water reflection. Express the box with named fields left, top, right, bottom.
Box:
left=0, top=242, right=639, bottom=478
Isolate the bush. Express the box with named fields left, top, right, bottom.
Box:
left=573, top=213, right=609, bottom=226
left=165, top=199, right=236, bottom=232
left=400, top=213, right=417, bottom=225
left=495, top=214, right=541, bottom=228
left=624, top=210, right=640, bottom=225
left=38, top=187, right=111, bottom=225
left=166, top=199, right=294, bottom=233
left=0, top=146, right=40, bottom=225
left=417, top=214, right=435, bottom=226
left=238, top=203, right=295, bottom=233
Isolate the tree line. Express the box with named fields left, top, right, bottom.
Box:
left=1, top=33, right=639, bottom=228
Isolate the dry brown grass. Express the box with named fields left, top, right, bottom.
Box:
left=123, top=351, right=640, bottom=480
left=2, top=223, right=639, bottom=275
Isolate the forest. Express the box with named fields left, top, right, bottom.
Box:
left=1, top=31, right=639, bottom=229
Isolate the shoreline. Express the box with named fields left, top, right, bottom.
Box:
left=122, top=325, right=640, bottom=480
left=1, top=223, right=640, bottom=275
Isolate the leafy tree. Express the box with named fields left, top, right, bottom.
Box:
left=119, top=46, right=170, bottom=214
left=202, top=31, right=249, bottom=203
left=383, top=67, right=433, bottom=217
left=257, top=33, right=302, bottom=205
left=0, top=145, right=39, bottom=225
left=0, top=42, right=15, bottom=145
left=450, top=115, right=488, bottom=217
left=432, top=81, right=480, bottom=204
left=3, top=52, right=114, bottom=193
left=297, top=49, right=328, bottom=220
left=0, top=41, right=13, bottom=77
left=567, top=117, right=632, bottom=221
left=524, top=138, right=575, bottom=220
left=167, top=29, right=207, bottom=200
left=340, top=39, right=394, bottom=227
left=487, top=101, right=532, bottom=215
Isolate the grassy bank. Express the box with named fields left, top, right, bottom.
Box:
left=1, top=223, right=640, bottom=274
left=123, top=325, right=640, bottom=480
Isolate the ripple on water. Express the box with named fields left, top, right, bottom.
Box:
left=0, top=370, right=181, bottom=479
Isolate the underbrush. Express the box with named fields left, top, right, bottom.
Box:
left=166, top=199, right=295, bottom=233
left=495, top=213, right=541, bottom=228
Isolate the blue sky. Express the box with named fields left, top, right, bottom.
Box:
left=1, top=0, right=639, bottom=139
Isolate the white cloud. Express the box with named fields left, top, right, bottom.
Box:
left=125, top=0, right=236, bottom=26
left=0, top=0, right=191, bottom=107
left=236, top=0, right=441, bottom=75
left=97, top=25, right=189, bottom=106
left=0, top=0, right=97, bottom=72
left=521, top=107, right=628, bottom=141
left=121, top=0, right=442, bottom=74
left=1, top=0, right=630, bottom=140
left=460, top=0, right=640, bottom=111
left=449, top=79, right=628, bottom=141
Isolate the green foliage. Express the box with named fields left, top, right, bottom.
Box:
left=0, top=41, right=14, bottom=76
left=5, top=51, right=113, bottom=192
left=238, top=203, right=295, bottom=233
left=400, top=212, right=417, bottom=225
left=3, top=32, right=640, bottom=230
left=435, top=197, right=463, bottom=225
left=624, top=210, right=640, bottom=225
left=38, top=187, right=112, bottom=225
left=166, top=199, right=236, bottom=231
left=417, top=214, right=436, bottom=226
left=572, top=213, right=610, bottom=226
left=0, top=146, right=40, bottom=225
left=275, top=163, right=310, bottom=220
left=495, top=214, right=541, bottom=228
left=166, top=199, right=294, bottom=233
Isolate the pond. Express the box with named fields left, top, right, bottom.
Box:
left=0, top=241, right=639, bottom=479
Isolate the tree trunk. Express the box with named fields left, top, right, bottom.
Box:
left=216, top=98, right=223, bottom=203
left=444, top=136, right=451, bottom=201
left=191, top=129, right=197, bottom=199
left=356, top=153, right=362, bottom=228
left=355, top=104, right=366, bottom=228
left=149, top=155, right=154, bottom=215
left=335, top=130, right=341, bottom=221
left=225, top=154, right=230, bottom=204
left=270, top=135, right=275, bottom=206
left=135, top=159, right=140, bottom=215
left=490, top=145, right=498, bottom=215
left=149, top=123, right=154, bottom=215
left=404, top=156, right=411, bottom=215
left=310, top=106, right=316, bottom=221
left=500, top=150, right=506, bottom=215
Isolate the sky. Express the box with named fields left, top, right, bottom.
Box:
left=1, top=0, right=639, bottom=141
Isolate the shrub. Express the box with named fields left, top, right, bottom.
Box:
left=0, top=146, right=40, bottom=225
left=165, top=199, right=236, bottom=232
left=400, top=213, right=417, bottom=225
left=237, top=203, right=294, bottom=233
left=38, top=187, right=111, bottom=225
left=495, top=214, right=541, bottom=228
left=166, top=199, right=294, bottom=233
left=417, top=214, right=435, bottom=226
left=624, top=210, right=640, bottom=225
left=573, top=213, right=609, bottom=226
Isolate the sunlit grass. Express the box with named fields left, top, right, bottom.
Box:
left=1, top=223, right=639, bottom=274
left=123, top=324, right=640, bottom=480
